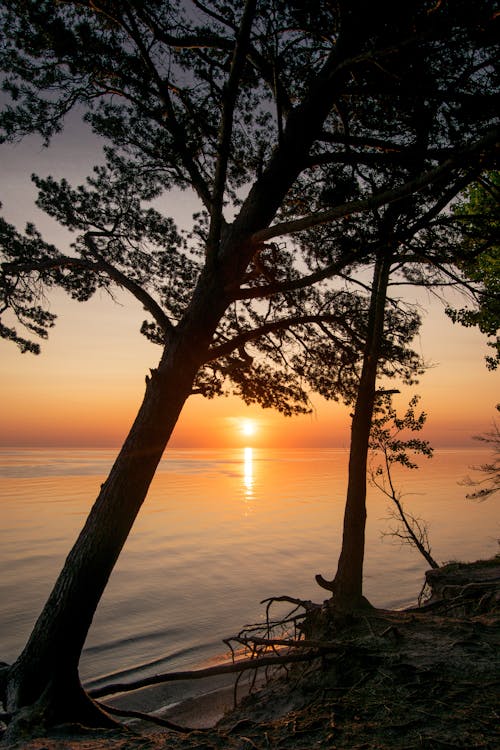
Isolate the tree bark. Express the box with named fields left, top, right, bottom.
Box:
left=0, top=27, right=364, bottom=732
left=1, top=267, right=232, bottom=732
left=316, top=252, right=392, bottom=610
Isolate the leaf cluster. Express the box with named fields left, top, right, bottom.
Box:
left=370, top=393, right=433, bottom=470
left=446, top=173, right=500, bottom=369
left=462, top=405, right=500, bottom=501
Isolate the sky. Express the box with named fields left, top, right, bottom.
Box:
left=0, top=117, right=498, bottom=451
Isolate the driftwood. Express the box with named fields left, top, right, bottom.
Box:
left=229, top=636, right=342, bottom=650
left=97, top=701, right=196, bottom=733
left=88, top=649, right=330, bottom=700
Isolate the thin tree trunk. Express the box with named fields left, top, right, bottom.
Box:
left=316, top=252, right=392, bottom=610
left=390, top=492, right=439, bottom=569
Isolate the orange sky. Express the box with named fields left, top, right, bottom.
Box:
left=0, top=284, right=497, bottom=449
left=0, top=124, right=498, bottom=450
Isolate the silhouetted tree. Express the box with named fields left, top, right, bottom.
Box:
left=0, top=0, right=498, bottom=734
left=300, top=162, right=499, bottom=608
left=292, top=167, right=496, bottom=607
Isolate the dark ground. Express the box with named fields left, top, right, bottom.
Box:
left=2, top=557, right=499, bottom=749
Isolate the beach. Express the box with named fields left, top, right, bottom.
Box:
left=106, top=669, right=261, bottom=729
left=3, top=556, right=499, bottom=749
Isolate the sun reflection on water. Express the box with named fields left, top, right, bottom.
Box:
left=243, top=446, right=254, bottom=497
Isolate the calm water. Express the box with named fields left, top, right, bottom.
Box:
left=0, top=448, right=498, bottom=692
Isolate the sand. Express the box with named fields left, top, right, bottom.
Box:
left=107, top=670, right=257, bottom=729
left=2, top=558, right=499, bottom=749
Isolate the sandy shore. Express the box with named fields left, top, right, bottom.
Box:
left=0, top=676, right=253, bottom=749
left=2, top=558, right=498, bottom=750
left=100, top=667, right=264, bottom=730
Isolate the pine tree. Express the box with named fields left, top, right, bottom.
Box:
left=0, top=1, right=497, bottom=734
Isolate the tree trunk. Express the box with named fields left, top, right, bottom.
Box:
left=316, top=252, right=392, bottom=610
left=1, top=269, right=231, bottom=734
left=390, top=493, right=439, bottom=569
left=0, top=42, right=357, bottom=732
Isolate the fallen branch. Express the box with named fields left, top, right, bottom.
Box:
left=230, top=635, right=342, bottom=650
left=88, top=650, right=330, bottom=699
left=97, top=701, right=198, bottom=734
left=260, top=595, right=319, bottom=612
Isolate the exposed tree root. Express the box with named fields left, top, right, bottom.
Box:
left=96, top=700, right=197, bottom=733
left=212, top=568, right=500, bottom=750
left=314, top=576, right=375, bottom=616
left=3, top=559, right=498, bottom=748
left=315, top=572, right=336, bottom=591
left=0, top=658, right=122, bottom=745
left=1, top=675, right=118, bottom=744
left=409, top=559, right=500, bottom=616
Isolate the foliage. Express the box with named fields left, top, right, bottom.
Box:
left=0, top=0, right=498, bottom=730
left=446, top=173, right=500, bottom=370
left=0, top=0, right=498, bottom=415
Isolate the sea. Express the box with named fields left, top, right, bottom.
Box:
left=0, top=447, right=498, bottom=699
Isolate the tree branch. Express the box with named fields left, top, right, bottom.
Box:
left=3, top=249, right=174, bottom=335
left=191, top=0, right=238, bottom=31
left=252, top=129, right=499, bottom=242
left=119, top=3, right=213, bottom=209
left=304, top=146, right=457, bottom=169
left=403, top=168, right=481, bottom=238
left=233, top=248, right=364, bottom=300
left=88, top=650, right=330, bottom=700
left=208, top=0, right=257, bottom=254
left=84, top=232, right=175, bottom=331
left=132, top=6, right=235, bottom=51
left=204, top=313, right=353, bottom=363
left=319, top=133, right=408, bottom=151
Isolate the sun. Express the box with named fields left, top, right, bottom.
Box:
left=240, top=419, right=257, bottom=437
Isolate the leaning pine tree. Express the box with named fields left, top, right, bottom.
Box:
left=0, top=0, right=498, bottom=735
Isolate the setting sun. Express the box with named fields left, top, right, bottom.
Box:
left=240, top=419, right=257, bottom=437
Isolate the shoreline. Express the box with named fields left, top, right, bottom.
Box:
left=2, top=557, right=498, bottom=749
left=100, top=664, right=265, bottom=730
